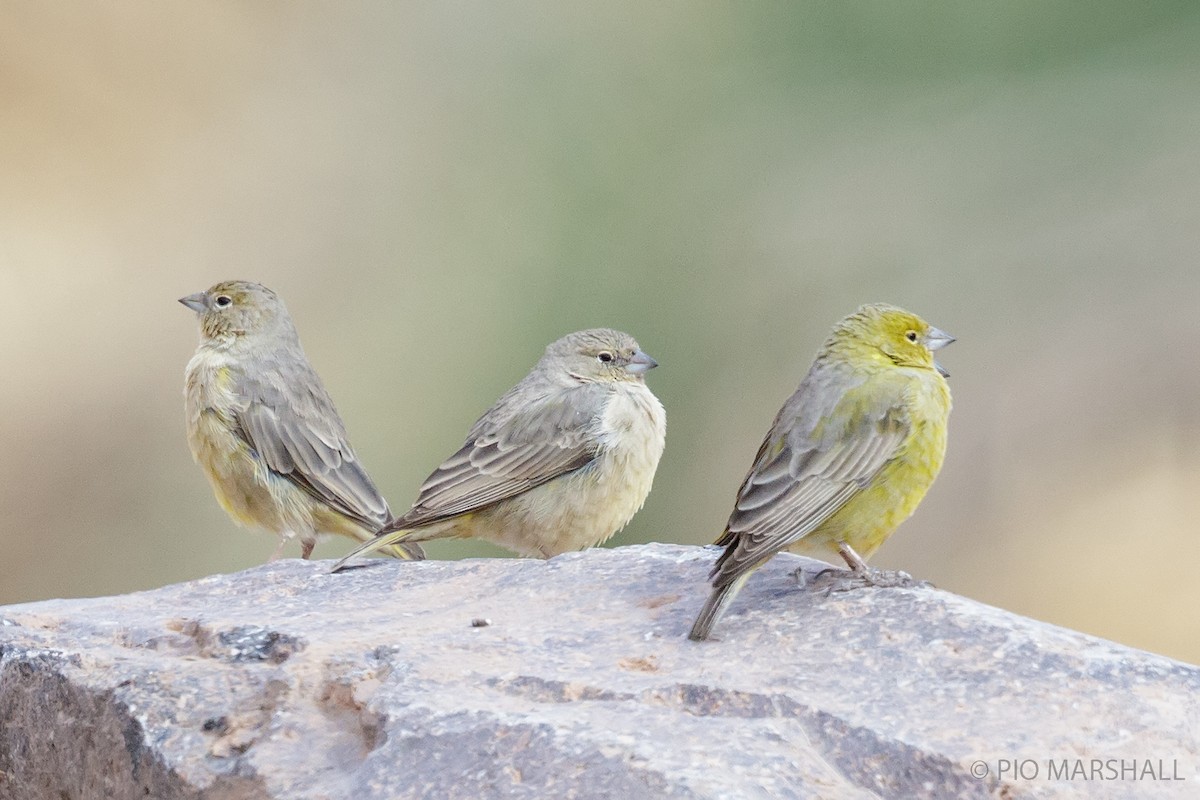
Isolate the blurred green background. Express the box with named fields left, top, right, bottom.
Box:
left=2, top=3, right=1198, bottom=663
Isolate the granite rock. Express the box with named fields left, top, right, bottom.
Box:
left=0, top=544, right=1197, bottom=799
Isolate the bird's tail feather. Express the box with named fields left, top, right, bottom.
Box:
left=688, top=573, right=750, bottom=641
left=381, top=540, right=425, bottom=562
left=332, top=529, right=423, bottom=572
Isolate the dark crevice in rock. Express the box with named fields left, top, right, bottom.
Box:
left=372, top=710, right=701, bottom=800
left=485, top=676, right=635, bottom=704
left=645, top=683, right=805, bottom=719
left=0, top=653, right=270, bottom=800
left=207, top=626, right=304, bottom=664
left=799, top=707, right=995, bottom=800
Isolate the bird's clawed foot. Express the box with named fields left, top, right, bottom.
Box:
left=823, top=566, right=930, bottom=594
left=792, top=563, right=843, bottom=589
left=803, top=542, right=934, bottom=594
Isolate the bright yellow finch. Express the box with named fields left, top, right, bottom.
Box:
left=689, top=303, right=953, bottom=641
left=332, top=328, right=666, bottom=570
left=181, top=280, right=422, bottom=562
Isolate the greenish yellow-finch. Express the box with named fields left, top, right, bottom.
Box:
left=689, top=303, right=953, bottom=641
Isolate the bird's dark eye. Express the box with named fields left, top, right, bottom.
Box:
left=215, top=295, right=233, bottom=308
left=905, top=330, right=918, bottom=343
left=597, top=351, right=614, bottom=363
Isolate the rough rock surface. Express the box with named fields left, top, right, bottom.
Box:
left=0, top=543, right=1197, bottom=800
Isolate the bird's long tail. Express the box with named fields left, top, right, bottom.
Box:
left=334, top=529, right=424, bottom=572
left=381, top=540, right=425, bottom=562
left=688, top=572, right=751, bottom=641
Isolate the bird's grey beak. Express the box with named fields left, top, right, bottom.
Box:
left=179, top=292, right=208, bottom=313
left=924, top=326, right=955, bottom=351
left=924, top=326, right=954, bottom=378
left=625, top=349, right=658, bottom=375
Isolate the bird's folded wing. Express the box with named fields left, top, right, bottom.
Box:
left=391, top=384, right=608, bottom=529
left=234, top=373, right=390, bottom=530
left=712, top=399, right=910, bottom=582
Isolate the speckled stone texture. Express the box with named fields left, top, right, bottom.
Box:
left=0, top=543, right=1197, bottom=800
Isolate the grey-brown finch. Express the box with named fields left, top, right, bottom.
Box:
left=332, top=328, right=666, bottom=570
left=182, top=280, right=423, bottom=561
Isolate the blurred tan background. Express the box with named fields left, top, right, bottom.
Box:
left=2, top=3, right=1198, bottom=662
